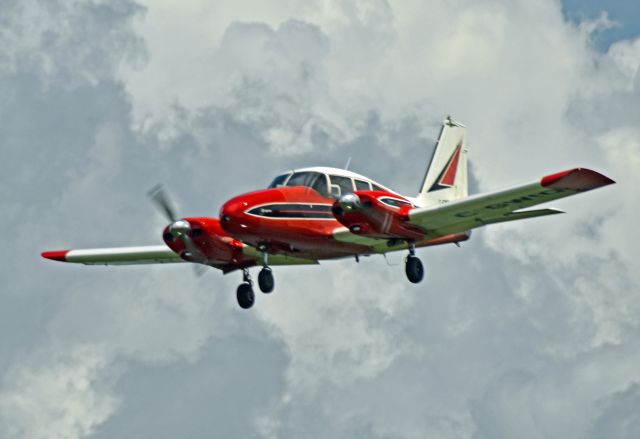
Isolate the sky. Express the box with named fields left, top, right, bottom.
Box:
left=0, top=0, right=639, bottom=438
left=563, top=0, right=640, bottom=50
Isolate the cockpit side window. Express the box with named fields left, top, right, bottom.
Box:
left=329, top=175, right=354, bottom=197
left=268, top=173, right=290, bottom=188
left=285, top=172, right=329, bottom=197
left=354, top=179, right=371, bottom=191
left=371, top=184, right=386, bottom=192
left=310, top=174, right=330, bottom=197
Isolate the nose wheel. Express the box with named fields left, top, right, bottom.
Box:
left=405, top=244, right=424, bottom=284
left=257, top=247, right=275, bottom=294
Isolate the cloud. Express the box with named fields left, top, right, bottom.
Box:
left=1, top=0, right=639, bottom=438
left=0, top=346, right=117, bottom=439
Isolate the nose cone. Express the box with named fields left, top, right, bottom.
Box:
left=220, top=189, right=286, bottom=239
left=220, top=195, right=253, bottom=237
left=220, top=196, right=248, bottom=224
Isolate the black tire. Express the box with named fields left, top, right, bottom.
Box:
left=258, top=268, right=275, bottom=293
left=236, top=283, right=255, bottom=309
left=405, top=256, right=424, bottom=283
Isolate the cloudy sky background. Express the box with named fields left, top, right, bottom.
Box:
left=1, top=0, right=639, bottom=437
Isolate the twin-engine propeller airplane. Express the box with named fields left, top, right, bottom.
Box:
left=42, top=117, right=615, bottom=309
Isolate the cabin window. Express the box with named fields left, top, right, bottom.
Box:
left=354, top=179, right=371, bottom=191
left=310, top=174, right=330, bottom=197
left=268, top=173, right=290, bottom=188
left=285, top=172, right=329, bottom=197
left=371, top=184, right=386, bottom=192
left=329, top=175, right=355, bottom=197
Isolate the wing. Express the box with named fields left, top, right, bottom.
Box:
left=41, top=245, right=184, bottom=265
left=41, top=244, right=318, bottom=269
left=407, top=167, right=615, bottom=238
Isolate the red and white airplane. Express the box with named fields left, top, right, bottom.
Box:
left=42, top=117, right=615, bottom=309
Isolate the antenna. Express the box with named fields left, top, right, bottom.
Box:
left=344, top=157, right=352, bottom=170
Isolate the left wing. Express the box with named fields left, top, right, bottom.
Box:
left=41, top=245, right=184, bottom=265
left=407, top=167, right=615, bottom=238
left=41, top=244, right=318, bottom=269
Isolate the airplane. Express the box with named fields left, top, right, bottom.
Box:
left=42, top=117, right=615, bottom=309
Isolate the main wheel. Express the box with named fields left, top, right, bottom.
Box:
left=258, top=267, right=275, bottom=293
left=236, top=283, right=255, bottom=309
left=405, top=256, right=424, bottom=283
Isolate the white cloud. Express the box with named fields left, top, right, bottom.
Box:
left=2, top=0, right=639, bottom=438
left=0, top=346, right=117, bottom=439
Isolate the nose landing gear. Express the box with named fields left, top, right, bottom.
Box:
left=257, top=247, right=275, bottom=294
left=258, top=267, right=274, bottom=293
left=405, top=244, right=424, bottom=284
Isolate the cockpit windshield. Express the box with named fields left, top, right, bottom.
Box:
left=268, top=174, right=289, bottom=188
left=268, top=170, right=385, bottom=198
left=286, top=171, right=329, bottom=197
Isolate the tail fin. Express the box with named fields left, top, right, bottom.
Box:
left=416, top=117, right=468, bottom=207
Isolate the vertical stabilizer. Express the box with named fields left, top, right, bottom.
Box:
left=416, top=117, right=468, bottom=207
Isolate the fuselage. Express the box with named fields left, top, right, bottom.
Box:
left=160, top=166, right=469, bottom=269
left=220, top=185, right=369, bottom=259
left=217, top=166, right=464, bottom=261
left=223, top=166, right=409, bottom=258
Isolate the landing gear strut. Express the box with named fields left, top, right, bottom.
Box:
left=405, top=244, right=424, bottom=284
left=236, top=268, right=255, bottom=309
left=236, top=250, right=277, bottom=309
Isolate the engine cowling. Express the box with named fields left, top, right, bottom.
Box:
left=162, top=217, right=246, bottom=265
left=331, top=191, right=425, bottom=240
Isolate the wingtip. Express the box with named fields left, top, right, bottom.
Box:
left=541, top=168, right=615, bottom=191
left=41, top=250, right=69, bottom=262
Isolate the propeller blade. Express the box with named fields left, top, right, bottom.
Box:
left=182, top=235, right=201, bottom=260
left=148, top=185, right=206, bottom=278
left=148, top=184, right=178, bottom=223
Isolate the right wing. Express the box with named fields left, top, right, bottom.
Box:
left=407, top=167, right=615, bottom=238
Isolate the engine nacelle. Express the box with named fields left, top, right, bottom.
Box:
left=332, top=191, right=425, bottom=240
left=162, top=217, right=245, bottom=265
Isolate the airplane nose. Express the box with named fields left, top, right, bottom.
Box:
left=220, top=197, right=248, bottom=224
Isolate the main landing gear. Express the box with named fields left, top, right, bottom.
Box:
left=236, top=269, right=255, bottom=309
left=405, top=244, right=424, bottom=284
left=236, top=249, right=275, bottom=309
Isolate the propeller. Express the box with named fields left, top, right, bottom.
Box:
left=148, top=184, right=178, bottom=223
left=148, top=184, right=207, bottom=276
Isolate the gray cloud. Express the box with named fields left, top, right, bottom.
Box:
left=1, top=1, right=639, bottom=438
